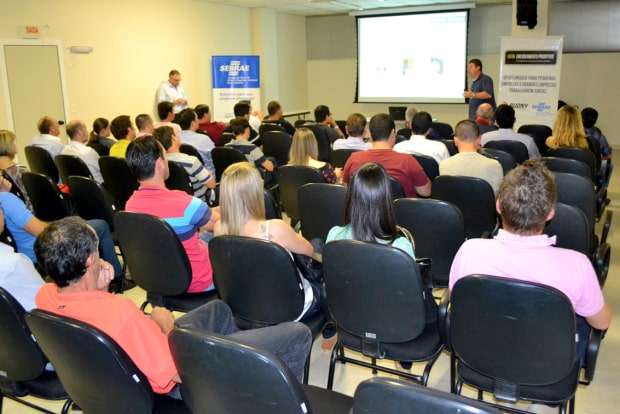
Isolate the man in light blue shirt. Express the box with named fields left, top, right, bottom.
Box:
left=178, top=109, right=215, bottom=173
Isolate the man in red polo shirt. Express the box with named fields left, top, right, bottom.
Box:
left=343, top=113, right=431, bottom=198
left=195, top=104, right=226, bottom=146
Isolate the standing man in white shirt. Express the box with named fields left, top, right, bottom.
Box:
left=31, top=116, right=65, bottom=157
left=157, top=70, right=188, bottom=114
left=481, top=104, right=540, bottom=159
left=333, top=113, right=371, bottom=151
left=394, top=111, right=450, bottom=163
left=60, top=121, right=103, bottom=184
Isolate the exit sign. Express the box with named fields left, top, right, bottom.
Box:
left=21, top=25, right=41, bottom=39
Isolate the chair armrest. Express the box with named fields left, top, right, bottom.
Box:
left=601, top=210, right=613, bottom=245
left=582, top=329, right=605, bottom=385
left=593, top=242, right=610, bottom=287
left=416, top=257, right=432, bottom=288
left=438, top=290, right=451, bottom=351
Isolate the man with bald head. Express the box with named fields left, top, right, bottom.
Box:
left=31, top=116, right=64, bottom=157
left=60, top=120, right=103, bottom=184
left=475, top=103, right=497, bottom=135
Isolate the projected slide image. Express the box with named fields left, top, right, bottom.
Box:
left=357, top=11, right=468, bottom=103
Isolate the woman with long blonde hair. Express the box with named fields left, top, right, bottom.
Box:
left=214, top=162, right=320, bottom=321
left=288, top=128, right=338, bottom=183
left=546, top=105, right=589, bottom=150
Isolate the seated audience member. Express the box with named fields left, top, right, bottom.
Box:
left=449, top=161, right=612, bottom=359
left=34, top=218, right=312, bottom=394
left=135, top=114, right=154, bottom=138
left=226, top=118, right=275, bottom=173
left=214, top=162, right=320, bottom=322
left=240, top=99, right=263, bottom=134
left=313, top=105, right=344, bottom=143
left=153, top=126, right=215, bottom=200
left=154, top=101, right=183, bottom=139
left=125, top=136, right=217, bottom=293
left=61, top=120, right=103, bottom=184
left=327, top=163, right=414, bottom=258
left=0, top=182, right=122, bottom=277
left=343, top=113, right=431, bottom=198
left=394, top=111, right=450, bottom=163
left=195, top=104, right=226, bottom=145
left=440, top=120, right=503, bottom=194
left=223, top=102, right=258, bottom=141
left=289, top=128, right=337, bottom=183
left=263, top=101, right=296, bottom=136
left=333, top=113, right=371, bottom=151
left=546, top=105, right=590, bottom=151
left=582, top=107, right=611, bottom=160
left=0, top=130, right=30, bottom=208
left=178, top=108, right=216, bottom=172
left=475, top=103, right=497, bottom=135
left=109, top=115, right=137, bottom=158
left=396, top=107, right=417, bottom=138
left=481, top=104, right=540, bottom=159
left=31, top=116, right=65, bottom=157
left=88, top=118, right=116, bottom=151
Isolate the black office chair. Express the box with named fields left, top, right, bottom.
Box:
left=98, top=156, right=139, bottom=210
left=447, top=275, right=604, bottom=414
left=25, top=145, right=60, bottom=183
left=259, top=122, right=285, bottom=137
left=330, top=149, right=359, bottom=168
left=547, top=148, right=597, bottom=182
left=294, top=119, right=310, bottom=128
left=278, top=165, right=326, bottom=225
left=352, top=377, right=501, bottom=414
left=219, top=132, right=235, bottom=146
left=440, top=139, right=457, bottom=156
left=88, top=142, right=109, bottom=157
left=432, top=176, right=496, bottom=239
left=431, top=122, right=453, bottom=139
left=54, top=154, right=93, bottom=184
left=209, top=236, right=327, bottom=383
left=67, top=176, right=115, bottom=229
left=302, top=124, right=331, bottom=162
left=298, top=183, right=346, bottom=242
left=586, top=137, right=602, bottom=174
left=22, top=172, right=70, bottom=221
left=169, top=329, right=352, bottom=414
left=479, top=148, right=517, bottom=175
left=264, top=190, right=282, bottom=220
left=0, top=225, right=17, bottom=250
left=179, top=144, right=204, bottom=164
left=395, top=199, right=465, bottom=288
left=396, top=128, right=412, bottom=139
left=542, top=157, right=592, bottom=181
left=212, top=147, right=247, bottom=181
left=0, top=289, right=72, bottom=414
left=518, top=124, right=552, bottom=155
left=114, top=212, right=217, bottom=312
left=26, top=310, right=189, bottom=414
left=165, top=161, right=194, bottom=195
left=412, top=154, right=439, bottom=181
left=323, top=240, right=442, bottom=389
left=1, top=170, right=28, bottom=205
left=389, top=176, right=406, bottom=200
left=262, top=131, right=292, bottom=166
left=483, top=140, right=529, bottom=164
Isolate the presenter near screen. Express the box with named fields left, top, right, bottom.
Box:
left=158, top=69, right=188, bottom=113
left=463, top=59, right=496, bottom=121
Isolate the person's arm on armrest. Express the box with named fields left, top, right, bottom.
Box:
left=586, top=304, right=613, bottom=330
left=270, top=220, right=314, bottom=256
left=415, top=180, right=432, bottom=197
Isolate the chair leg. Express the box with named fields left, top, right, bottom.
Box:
left=140, top=301, right=149, bottom=312
left=0, top=394, right=3, bottom=413
left=327, top=342, right=339, bottom=390
left=338, top=342, right=346, bottom=364
left=61, top=399, right=73, bottom=414
left=371, top=357, right=378, bottom=375
left=303, top=346, right=312, bottom=385
left=569, top=397, right=576, bottom=414
left=450, top=353, right=456, bottom=393
left=477, top=389, right=483, bottom=401
left=559, top=402, right=567, bottom=414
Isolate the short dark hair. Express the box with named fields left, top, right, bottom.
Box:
left=34, top=217, right=99, bottom=288
left=558, top=100, right=567, bottom=110
left=346, top=113, right=367, bottom=137
left=454, top=120, right=480, bottom=142
left=314, top=105, right=331, bottom=123
left=135, top=114, right=152, bottom=131
left=495, top=104, right=516, bottom=129
left=178, top=108, right=197, bottom=130
left=581, top=107, right=599, bottom=129
left=230, top=117, right=250, bottom=136
left=169, top=70, right=180, bottom=78
left=411, top=112, right=433, bottom=135
left=233, top=102, right=251, bottom=118
left=126, top=135, right=165, bottom=181
left=368, top=113, right=395, bottom=142
left=157, top=101, right=174, bottom=121
left=345, top=163, right=398, bottom=243
left=110, top=115, right=132, bottom=139
left=469, top=58, right=482, bottom=71
left=267, top=101, right=281, bottom=116
left=153, top=126, right=175, bottom=150
left=37, top=116, right=55, bottom=134
left=195, top=104, right=210, bottom=119
left=498, top=160, right=557, bottom=234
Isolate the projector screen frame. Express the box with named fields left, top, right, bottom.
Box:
left=354, top=8, right=470, bottom=105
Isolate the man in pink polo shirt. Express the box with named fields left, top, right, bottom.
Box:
left=450, top=161, right=612, bottom=358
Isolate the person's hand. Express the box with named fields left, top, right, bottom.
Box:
left=0, top=175, right=12, bottom=192
left=206, top=176, right=217, bottom=189
left=150, top=307, right=175, bottom=335
left=463, top=91, right=474, bottom=99
left=96, top=259, right=115, bottom=290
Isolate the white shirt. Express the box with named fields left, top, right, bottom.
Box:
left=481, top=128, right=541, bottom=159
left=394, top=134, right=450, bottom=163
left=30, top=134, right=65, bottom=158
left=157, top=81, right=188, bottom=113
left=61, top=140, right=103, bottom=184
left=0, top=243, right=44, bottom=311
left=181, top=130, right=216, bottom=172
left=332, top=136, right=371, bottom=151
left=249, top=115, right=261, bottom=133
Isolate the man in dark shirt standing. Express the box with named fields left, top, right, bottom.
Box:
left=464, top=59, right=496, bottom=121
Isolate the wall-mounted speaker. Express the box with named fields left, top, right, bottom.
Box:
left=516, top=0, right=538, bottom=29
